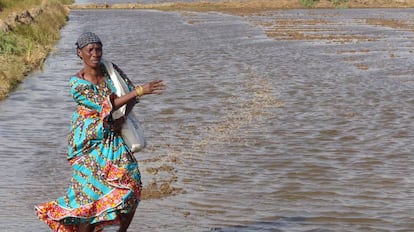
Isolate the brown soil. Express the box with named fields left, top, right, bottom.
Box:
left=138, top=154, right=184, bottom=200
left=0, top=7, right=43, bottom=33
left=253, top=14, right=414, bottom=42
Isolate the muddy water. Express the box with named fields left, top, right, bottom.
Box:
left=0, top=6, right=414, bottom=232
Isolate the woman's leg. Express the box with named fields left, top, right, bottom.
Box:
left=78, top=222, right=95, bottom=232
left=118, top=205, right=137, bottom=232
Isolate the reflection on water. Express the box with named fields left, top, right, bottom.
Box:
left=0, top=7, right=414, bottom=232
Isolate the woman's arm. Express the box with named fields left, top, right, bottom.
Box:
left=109, top=80, right=165, bottom=133
left=111, top=80, right=166, bottom=111
left=110, top=63, right=165, bottom=112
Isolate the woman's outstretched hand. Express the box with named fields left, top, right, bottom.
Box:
left=141, top=80, right=166, bottom=95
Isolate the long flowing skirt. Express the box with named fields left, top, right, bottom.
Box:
left=35, top=134, right=141, bottom=232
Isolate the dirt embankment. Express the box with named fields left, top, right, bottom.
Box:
left=0, top=6, right=45, bottom=100
left=315, top=0, right=414, bottom=8
left=0, top=1, right=70, bottom=101
left=0, top=7, right=43, bottom=33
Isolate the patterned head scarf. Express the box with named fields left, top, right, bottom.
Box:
left=75, top=32, right=102, bottom=49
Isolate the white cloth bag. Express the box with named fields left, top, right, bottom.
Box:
left=102, top=59, right=147, bottom=152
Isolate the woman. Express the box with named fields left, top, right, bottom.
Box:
left=35, top=32, right=165, bottom=232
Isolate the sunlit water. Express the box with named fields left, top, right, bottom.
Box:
left=0, top=5, right=414, bottom=232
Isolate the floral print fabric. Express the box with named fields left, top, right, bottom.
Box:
left=35, top=63, right=142, bottom=231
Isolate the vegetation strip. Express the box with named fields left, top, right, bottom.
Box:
left=0, top=0, right=72, bottom=101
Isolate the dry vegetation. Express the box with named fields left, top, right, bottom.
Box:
left=69, top=0, right=414, bottom=14
left=0, top=0, right=48, bottom=19
left=253, top=15, right=414, bottom=43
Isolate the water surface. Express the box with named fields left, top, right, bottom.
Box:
left=0, top=6, right=414, bottom=232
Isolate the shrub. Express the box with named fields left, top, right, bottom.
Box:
left=299, top=0, right=320, bottom=7
left=0, top=32, right=21, bottom=55
left=328, top=0, right=350, bottom=7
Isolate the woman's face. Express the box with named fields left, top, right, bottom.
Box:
left=78, top=43, right=102, bottom=68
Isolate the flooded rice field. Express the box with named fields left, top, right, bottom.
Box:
left=0, top=5, right=414, bottom=232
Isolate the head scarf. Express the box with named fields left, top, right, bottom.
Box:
left=75, top=32, right=102, bottom=49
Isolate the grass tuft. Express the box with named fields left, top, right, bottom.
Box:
left=0, top=32, right=22, bottom=55
left=300, top=0, right=321, bottom=7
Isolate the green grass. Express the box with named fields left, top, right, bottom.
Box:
left=0, top=32, right=21, bottom=55
left=300, top=0, right=320, bottom=7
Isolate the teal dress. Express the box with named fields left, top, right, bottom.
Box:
left=35, top=62, right=142, bottom=231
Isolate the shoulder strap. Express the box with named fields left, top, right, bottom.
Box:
left=102, top=59, right=129, bottom=97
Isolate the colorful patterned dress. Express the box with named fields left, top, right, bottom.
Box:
left=35, top=62, right=142, bottom=231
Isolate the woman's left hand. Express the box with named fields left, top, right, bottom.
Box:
left=141, top=80, right=166, bottom=95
